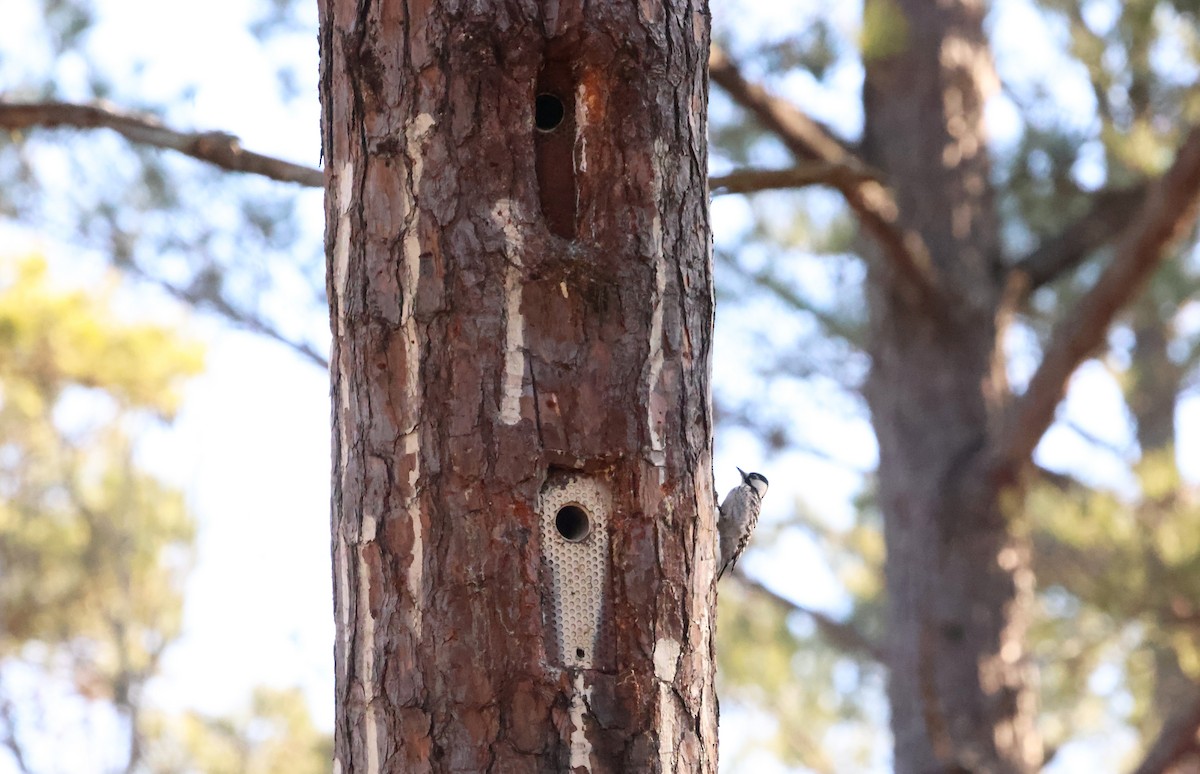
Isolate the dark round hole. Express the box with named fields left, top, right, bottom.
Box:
left=555, top=505, right=590, bottom=542
left=535, top=93, right=565, bottom=132
left=576, top=647, right=585, bottom=658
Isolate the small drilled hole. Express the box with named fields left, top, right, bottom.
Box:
left=576, top=648, right=585, bottom=658
left=555, top=505, right=591, bottom=542
left=535, top=93, right=565, bottom=132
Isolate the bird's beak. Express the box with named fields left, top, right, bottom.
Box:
left=737, top=467, right=748, bottom=482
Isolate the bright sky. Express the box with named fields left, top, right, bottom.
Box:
left=4, top=0, right=1200, bottom=771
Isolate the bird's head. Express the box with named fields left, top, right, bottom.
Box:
left=737, top=467, right=769, bottom=499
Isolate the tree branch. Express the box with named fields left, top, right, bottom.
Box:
left=995, top=126, right=1200, bottom=469
left=163, top=279, right=330, bottom=369
left=124, top=262, right=330, bottom=369
left=0, top=693, right=32, bottom=774
left=1008, top=184, right=1148, bottom=297
left=4, top=99, right=885, bottom=210
left=734, top=570, right=884, bottom=663
left=709, top=48, right=854, bottom=163
left=708, top=46, right=940, bottom=304
left=0, top=100, right=323, bottom=187
left=1128, top=687, right=1200, bottom=774
left=1064, top=417, right=1133, bottom=460
left=714, top=248, right=865, bottom=347
left=709, top=162, right=877, bottom=196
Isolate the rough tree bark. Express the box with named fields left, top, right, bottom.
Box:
left=319, top=1, right=716, bottom=772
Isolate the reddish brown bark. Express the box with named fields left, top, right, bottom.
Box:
left=0, top=101, right=323, bottom=187
left=319, top=1, right=716, bottom=772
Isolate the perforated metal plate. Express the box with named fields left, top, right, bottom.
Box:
left=539, top=473, right=611, bottom=669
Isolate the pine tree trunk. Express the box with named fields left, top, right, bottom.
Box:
left=1128, top=295, right=1200, bottom=774
left=319, top=1, right=717, bottom=772
left=861, top=1, right=1042, bottom=770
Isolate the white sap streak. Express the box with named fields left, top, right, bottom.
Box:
left=644, top=140, right=668, bottom=471
left=365, top=704, right=379, bottom=774
left=401, top=116, right=427, bottom=415
left=691, top=471, right=718, bottom=753
left=500, top=265, right=526, bottom=425
left=402, top=222, right=422, bottom=320
left=406, top=113, right=435, bottom=183
left=334, top=160, right=355, bottom=592
left=575, top=81, right=589, bottom=174
left=333, top=161, right=354, bottom=338
left=401, top=110, right=430, bottom=428
left=654, top=636, right=681, bottom=681
left=646, top=212, right=667, bottom=470
left=569, top=672, right=595, bottom=772
left=335, top=530, right=351, bottom=675
left=399, top=113, right=433, bottom=638
left=403, top=430, right=423, bottom=638
left=654, top=637, right=682, bottom=771
left=338, top=374, right=351, bottom=486
left=402, top=111, right=434, bottom=323
left=399, top=226, right=424, bottom=639
left=492, top=199, right=526, bottom=426
left=358, top=511, right=380, bottom=774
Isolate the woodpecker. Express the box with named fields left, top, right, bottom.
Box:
left=716, top=467, right=769, bottom=580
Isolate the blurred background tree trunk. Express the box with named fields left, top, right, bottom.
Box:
left=710, top=1, right=1200, bottom=771
left=859, top=2, right=1041, bottom=771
